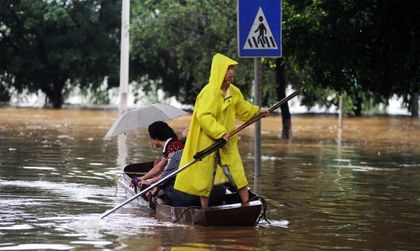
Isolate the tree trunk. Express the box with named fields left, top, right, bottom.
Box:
left=354, top=95, right=363, bottom=116
left=275, top=58, right=292, bottom=139
left=41, top=79, right=65, bottom=109
left=50, top=92, right=63, bottom=109
left=411, top=92, right=419, bottom=117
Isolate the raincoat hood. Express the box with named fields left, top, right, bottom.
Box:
left=208, top=53, right=238, bottom=89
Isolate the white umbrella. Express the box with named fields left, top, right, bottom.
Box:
left=104, top=103, right=188, bottom=140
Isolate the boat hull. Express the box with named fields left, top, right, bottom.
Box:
left=120, top=162, right=263, bottom=226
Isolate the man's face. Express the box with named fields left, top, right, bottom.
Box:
left=224, top=65, right=235, bottom=83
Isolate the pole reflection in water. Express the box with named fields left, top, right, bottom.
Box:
left=117, top=134, right=127, bottom=170
left=0, top=108, right=419, bottom=250
left=337, top=127, right=342, bottom=156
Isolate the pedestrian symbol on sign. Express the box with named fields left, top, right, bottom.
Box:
left=243, top=7, right=278, bottom=50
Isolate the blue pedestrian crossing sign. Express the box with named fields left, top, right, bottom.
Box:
left=238, top=0, right=282, bottom=58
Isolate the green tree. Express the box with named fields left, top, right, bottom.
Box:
left=286, top=0, right=419, bottom=116
left=0, top=0, right=120, bottom=108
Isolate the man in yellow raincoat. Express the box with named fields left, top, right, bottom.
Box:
left=174, top=53, right=263, bottom=210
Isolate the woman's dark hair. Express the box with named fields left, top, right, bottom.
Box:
left=148, top=121, right=178, bottom=141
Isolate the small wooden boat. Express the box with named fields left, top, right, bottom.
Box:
left=119, top=162, right=265, bottom=226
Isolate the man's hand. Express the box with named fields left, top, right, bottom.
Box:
left=223, top=133, right=231, bottom=141
left=260, top=110, right=270, bottom=117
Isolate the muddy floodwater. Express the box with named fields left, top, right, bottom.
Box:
left=0, top=108, right=419, bottom=250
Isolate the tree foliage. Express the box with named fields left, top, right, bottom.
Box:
left=0, top=0, right=121, bottom=108
left=285, top=0, right=419, bottom=114
left=130, top=0, right=263, bottom=105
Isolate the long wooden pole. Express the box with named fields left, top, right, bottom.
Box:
left=100, top=90, right=299, bottom=219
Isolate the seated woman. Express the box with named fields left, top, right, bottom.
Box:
left=136, top=121, right=184, bottom=187
left=135, top=121, right=225, bottom=207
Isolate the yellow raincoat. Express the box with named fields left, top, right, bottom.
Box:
left=174, top=53, right=259, bottom=197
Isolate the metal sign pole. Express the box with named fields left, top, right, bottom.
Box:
left=119, top=0, right=130, bottom=115
left=118, top=0, right=130, bottom=170
left=254, top=58, right=262, bottom=178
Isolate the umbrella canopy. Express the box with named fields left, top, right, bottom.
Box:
left=104, top=103, right=188, bottom=140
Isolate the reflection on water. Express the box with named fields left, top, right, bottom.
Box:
left=0, top=108, right=419, bottom=250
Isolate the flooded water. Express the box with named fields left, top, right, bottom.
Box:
left=0, top=108, right=419, bottom=250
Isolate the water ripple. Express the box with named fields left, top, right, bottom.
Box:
left=0, top=244, right=73, bottom=250
left=0, top=179, right=113, bottom=204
